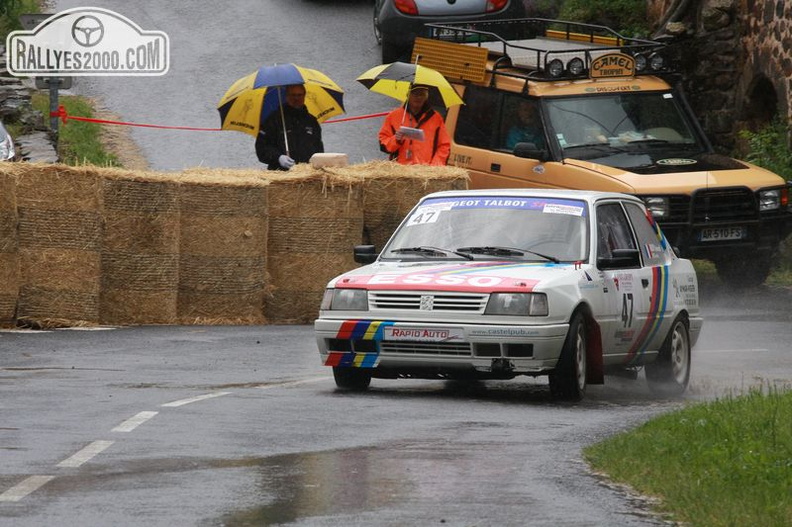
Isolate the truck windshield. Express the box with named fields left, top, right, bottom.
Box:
left=382, top=196, right=589, bottom=263
left=545, top=92, right=705, bottom=162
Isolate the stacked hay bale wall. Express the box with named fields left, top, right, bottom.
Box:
left=177, top=173, right=269, bottom=324
left=14, top=165, right=102, bottom=327
left=0, top=170, right=18, bottom=324
left=101, top=172, right=180, bottom=324
left=0, top=161, right=468, bottom=327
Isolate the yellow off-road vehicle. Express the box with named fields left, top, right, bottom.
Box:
left=413, top=18, right=791, bottom=287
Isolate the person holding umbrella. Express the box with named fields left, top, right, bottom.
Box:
left=256, top=84, right=323, bottom=170
left=378, top=84, right=450, bottom=166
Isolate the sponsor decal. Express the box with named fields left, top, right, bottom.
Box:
left=6, top=7, right=169, bottom=76
left=656, top=158, right=697, bottom=166
left=384, top=326, right=463, bottom=342
left=590, top=53, right=635, bottom=78
left=468, top=328, right=539, bottom=337
left=324, top=351, right=380, bottom=368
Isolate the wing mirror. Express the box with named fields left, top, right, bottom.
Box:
left=513, top=142, right=550, bottom=162
left=354, top=245, right=377, bottom=264
left=597, top=248, right=641, bottom=269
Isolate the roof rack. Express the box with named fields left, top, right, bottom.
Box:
left=421, top=18, right=670, bottom=81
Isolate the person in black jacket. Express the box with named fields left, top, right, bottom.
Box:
left=255, top=84, right=323, bottom=170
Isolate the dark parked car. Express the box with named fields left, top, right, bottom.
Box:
left=373, top=0, right=525, bottom=63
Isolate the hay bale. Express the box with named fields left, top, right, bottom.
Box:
left=0, top=170, right=18, bottom=324
left=178, top=180, right=269, bottom=323
left=14, top=164, right=102, bottom=325
left=264, top=173, right=364, bottom=323
left=100, top=176, right=180, bottom=324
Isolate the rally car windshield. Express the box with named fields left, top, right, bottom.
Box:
left=382, top=196, right=589, bottom=262
left=545, top=91, right=706, bottom=164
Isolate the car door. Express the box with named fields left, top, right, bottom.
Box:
left=594, top=201, right=650, bottom=364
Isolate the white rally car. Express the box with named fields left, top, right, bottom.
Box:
left=315, top=189, right=703, bottom=400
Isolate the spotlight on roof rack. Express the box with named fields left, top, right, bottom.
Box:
left=649, top=53, right=665, bottom=71
left=547, top=59, right=564, bottom=78
left=634, top=53, right=647, bottom=72
left=568, top=57, right=585, bottom=76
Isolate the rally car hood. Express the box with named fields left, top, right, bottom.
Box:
left=328, top=260, right=580, bottom=293
left=562, top=154, right=783, bottom=194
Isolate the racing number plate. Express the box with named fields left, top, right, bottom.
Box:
left=698, top=226, right=745, bottom=241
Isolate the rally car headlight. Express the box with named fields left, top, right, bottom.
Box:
left=485, top=293, right=548, bottom=316
left=321, top=288, right=368, bottom=311
left=758, top=189, right=782, bottom=211
left=642, top=196, right=669, bottom=219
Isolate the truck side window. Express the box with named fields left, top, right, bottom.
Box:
left=455, top=86, right=500, bottom=149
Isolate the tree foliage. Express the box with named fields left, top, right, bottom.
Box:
left=557, top=0, right=650, bottom=37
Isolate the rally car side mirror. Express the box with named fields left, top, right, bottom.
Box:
left=354, top=245, right=377, bottom=265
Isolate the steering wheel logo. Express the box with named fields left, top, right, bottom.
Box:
left=71, top=15, right=105, bottom=47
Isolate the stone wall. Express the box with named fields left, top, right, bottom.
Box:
left=647, top=0, right=792, bottom=152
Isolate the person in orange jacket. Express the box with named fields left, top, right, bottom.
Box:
left=378, top=85, right=451, bottom=166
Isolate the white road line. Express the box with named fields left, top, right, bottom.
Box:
left=697, top=349, right=770, bottom=353
left=256, top=377, right=332, bottom=390
left=160, top=391, right=231, bottom=408
left=0, top=475, right=55, bottom=502
left=56, top=440, right=114, bottom=468
left=111, top=411, right=158, bottom=433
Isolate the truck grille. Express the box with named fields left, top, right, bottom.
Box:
left=380, top=341, right=472, bottom=356
left=692, top=188, right=756, bottom=223
left=369, top=291, right=488, bottom=312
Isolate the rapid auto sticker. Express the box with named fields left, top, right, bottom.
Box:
left=626, top=265, right=669, bottom=363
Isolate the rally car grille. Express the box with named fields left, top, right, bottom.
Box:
left=380, top=341, right=472, bottom=356
left=369, top=291, right=488, bottom=312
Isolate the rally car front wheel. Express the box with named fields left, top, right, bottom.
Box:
left=549, top=312, right=587, bottom=401
left=333, top=367, right=372, bottom=391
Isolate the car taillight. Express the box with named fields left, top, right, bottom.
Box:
left=486, top=0, right=509, bottom=12
left=394, top=0, right=419, bottom=15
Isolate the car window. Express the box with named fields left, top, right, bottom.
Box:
left=454, top=86, right=500, bottom=149
left=596, top=202, right=637, bottom=259
left=624, top=202, right=668, bottom=266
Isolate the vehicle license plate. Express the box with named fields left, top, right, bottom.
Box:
left=383, top=326, right=463, bottom=342
left=699, top=226, right=745, bottom=241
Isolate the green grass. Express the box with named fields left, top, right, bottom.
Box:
left=31, top=92, right=121, bottom=167
left=585, top=387, right=792, bottom=526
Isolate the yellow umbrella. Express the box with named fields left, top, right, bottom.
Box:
left=217, top=63, right=345, bottom=137
left=356, top=61, right=463, bottom=108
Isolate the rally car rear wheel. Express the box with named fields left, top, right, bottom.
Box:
left=549, top=312, right=587, bottom=401
left=646, top=315, right=690, bottom=397
left=332, top=367, right=372, bottom=391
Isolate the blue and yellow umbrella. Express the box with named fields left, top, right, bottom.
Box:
left=217, top=63, right=345, bottom=137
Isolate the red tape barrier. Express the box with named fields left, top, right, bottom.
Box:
left=49, top=105, right=389, bottom=131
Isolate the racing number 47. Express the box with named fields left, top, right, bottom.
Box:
left=621, top=293, right=634, bottom=327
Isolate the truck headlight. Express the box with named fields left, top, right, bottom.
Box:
left=642, top=196, right=669, bottom=219
left=485, top=293, right=548, bottom=316
left=759, top=189, right=781, bottom=211
left=321, top=289, right=368, bottom=311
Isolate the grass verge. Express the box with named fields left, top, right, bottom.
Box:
left=584, top=387, right=792, bottom=526
left=31, top=92, right=121, bottom=167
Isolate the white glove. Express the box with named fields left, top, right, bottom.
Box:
left=278, top=154, right=295, bottom=169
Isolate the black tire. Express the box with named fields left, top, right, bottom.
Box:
left=646, top=316, right=691, bottom=397
left=381, top=40, right=405, bottom=64
left=332, top=367, right=372, bottom=391
left=715, top=256, right=772, bottom=288
left=549, top=312, right=587, bottom=401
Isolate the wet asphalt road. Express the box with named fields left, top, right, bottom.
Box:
left=1, top=282, right=791, bottom=526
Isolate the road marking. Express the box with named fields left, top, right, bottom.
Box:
left=697, top=349, right=770, bottom=353
left=0, top=475, right=55, bottom=502
left=160, top=391, right=231, bottom=408
left=111, top=411, right=158, bottom=432
left=56, top=440, right=114, bottom=468
left=256, top=377, right=332, bottom=390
